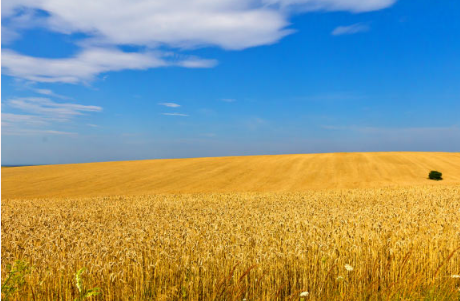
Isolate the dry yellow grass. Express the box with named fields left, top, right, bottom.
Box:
left=2, top=186, right=460, bottom=300
left=2, top=152, right=460, bottom=199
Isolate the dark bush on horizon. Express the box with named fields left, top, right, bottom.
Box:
left=428, top=170, right=442, bottom=180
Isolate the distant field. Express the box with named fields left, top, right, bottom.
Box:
left=2, top=152, right=460, bottom=199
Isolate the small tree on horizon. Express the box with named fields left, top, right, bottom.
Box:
left=428, top=170, right=442, bottom=181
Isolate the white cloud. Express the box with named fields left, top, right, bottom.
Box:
left=175, top=57, right=219, bottom=68
left=2, top=97, right=102, bottom=135
left=8, top=97, right=102, bottom=120
left=2, top=0, right=291, bottom=50
left=1, top=112, right=77, bottom=136
left=245, top=117, right=268, bottom=130
left=33, top=88, right=71, bottom=99
left=221, top=98, right=236, bottom=103
left=332, top=23, right=370, bottom=36
left=2, top=48, right=162, bottom=83
left=158, top=103, right=181, bottom=108
left=1, top=0, right=395, bottom=49
left=2, top=113, right=50, bottom=127
left=1, top=8, right=48, bottom=44
left=34, top=88, right=55, bottom=96
left=264, top=0, right=396, bottom=13
left=2, top=48, right=215, bottom=84
left=1, top=0, right=396, bottom=83
left=162, top=113, right=189, bottom=116
left=2, top=128, right=76, bottom=136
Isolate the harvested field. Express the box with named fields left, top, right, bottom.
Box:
left=2, top=152, right=460, bottom=199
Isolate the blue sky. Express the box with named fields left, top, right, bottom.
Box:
left=2, top=0, right=459, bottom=165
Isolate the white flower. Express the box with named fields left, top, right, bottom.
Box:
left=345, top=264, right=354, bottom=271
left=451, top=274, right=460, bottom=278
left=336, top=276, right=344, bottom=281
left=300, top=291, right=309, bottom=297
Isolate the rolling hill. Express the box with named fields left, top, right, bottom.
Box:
left=2, top=152, right=460, bottom=199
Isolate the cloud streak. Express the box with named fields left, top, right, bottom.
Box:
left=158, top=102, right=181, bottom=108
left=8, top=97, right=102, bottom=119
left=32, top=88, right=71, bottom=99
left=2, top=48, right=216, bottom=84
left=266, top=0, right=396, bottom=13
left=2, top=113, right=50, bottom=127
left=2, top=128, right=76, bottom=136
left=332, top=23, right=370, bottom=36
left=2, top=97, right=102, bottom=135
left=162, top=113, right=189, bottom=117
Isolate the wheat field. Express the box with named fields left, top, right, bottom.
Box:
left=3, top=152, right=460, bottom=199
left=2, top=153, right=460, bottom=300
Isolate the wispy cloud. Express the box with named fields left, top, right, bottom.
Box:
left=158, top=102, right=181, bottom=108
left=8, top=97, right=102, bottom=120
left=332, top=23, right=370, bottom=36
left=2, top=26, right=20, bottom=44
left=2, top=97, right=102, bottom=136
left=175, top=57, right=218, bottom=68
left=2, top=48, right=216, bottom=84
left=162, top=113, right=189, bottom=117
left=2, top=113, right=50, bottom=127
left=2, top=128, right=76, bottom=136
left=221, top=98, right=236, bottom=103
left=33, top=88, right=71, bottom=99
left=1, top=8, right=48, bottom=45
left=2, top=112, right=78, bottom=135
left=245, top=117, right=268, bottom=130
left=266, top=0, right=396, bottom=13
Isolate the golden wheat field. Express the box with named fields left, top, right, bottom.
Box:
left=2, top=152, right=460, bottom=199
left=2, top=153, right=460, bottom=300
